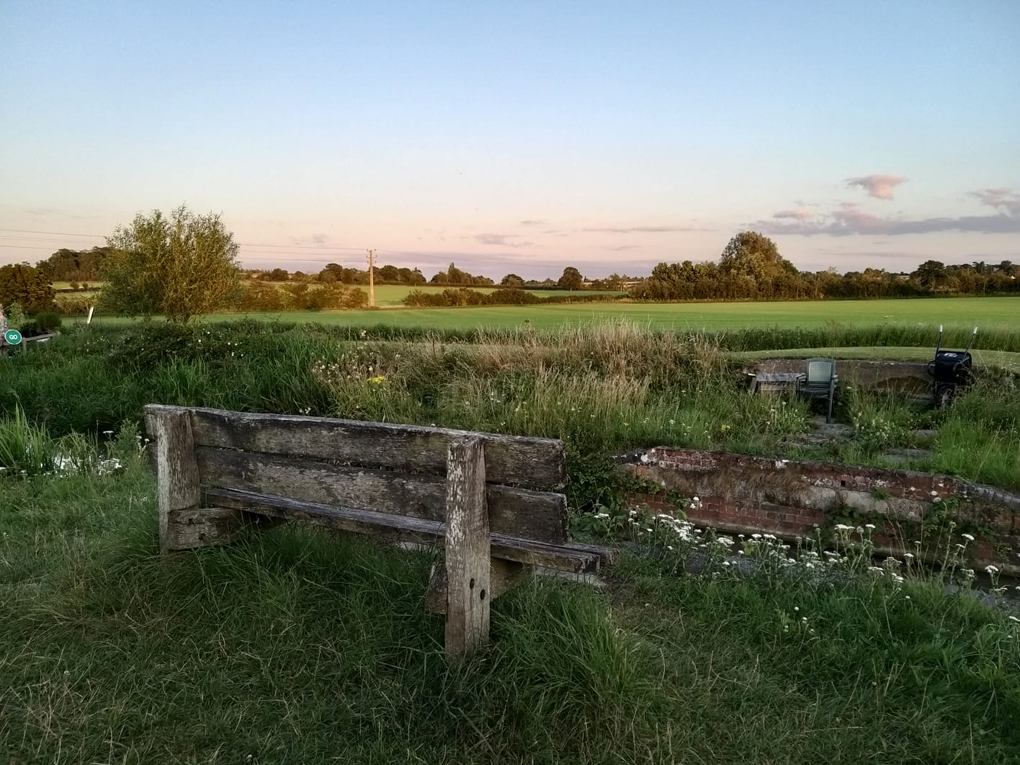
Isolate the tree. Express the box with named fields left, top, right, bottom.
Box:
left=719, top=232, right=796, bottom=281
left=557, top=266, right=584, bottom=291
left=500, top=273, right=525, bottom=288
left=0, top=263, right=55, bottom=314
left=101, top=206, right=240, bottom=322
left=913, top=260, right=947, bottom=291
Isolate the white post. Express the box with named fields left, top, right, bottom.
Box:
left=86, top=305, right=95, bottom=325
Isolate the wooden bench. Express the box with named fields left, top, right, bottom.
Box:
left=143, top=405, right=616, bottom=659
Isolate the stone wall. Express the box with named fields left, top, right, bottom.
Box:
left=754, top=359, right=933, bottom=394
left=620, top=447, right=1020, bottom=575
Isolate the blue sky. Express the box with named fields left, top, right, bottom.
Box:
left=1, top=1, right=1018, bottom=279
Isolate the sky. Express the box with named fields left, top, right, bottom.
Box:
left=1, top=0, right=1018, bottom=280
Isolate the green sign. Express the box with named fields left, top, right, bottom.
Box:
left=3, top=329, right=22, bottom=345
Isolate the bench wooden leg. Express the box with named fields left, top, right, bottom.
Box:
left=444, top=436, right=490, bottom=660
left=150, top=407, right=246, bottom=553
left=425, top=558, right=533, bottom=614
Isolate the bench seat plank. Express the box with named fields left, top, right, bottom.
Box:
left=195, top=447, right=568, bottom=544
left=203, top=487, right=616, bottom=574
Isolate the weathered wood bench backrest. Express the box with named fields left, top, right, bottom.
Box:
left=144, top=405, right=614, bottom=658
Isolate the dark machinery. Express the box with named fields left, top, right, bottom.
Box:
left=927, top=325, right=977, bottom=407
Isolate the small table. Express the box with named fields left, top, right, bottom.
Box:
left=748, top=372, right=804, bottom=395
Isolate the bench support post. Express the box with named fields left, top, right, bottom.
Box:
left=150, top=407, right=245, bottom=553
left=444, top=436, right=490, bottom=660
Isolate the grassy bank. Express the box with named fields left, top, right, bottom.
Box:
left=2, top=321, right=1018, bottom=491
left=2, top=452, right=1019, bottom=763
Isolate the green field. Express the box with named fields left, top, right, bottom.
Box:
left=86, top=295, right=1020, bottom=331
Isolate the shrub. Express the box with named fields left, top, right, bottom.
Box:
left=33, top=312, right=62, bottom=333
left=0, top=264, right=55, bottom=314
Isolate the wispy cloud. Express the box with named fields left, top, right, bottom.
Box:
left=471, top=233, right=533, bottom=248
left=582, top=224, right=705, bottom=234
left=603, top=245, right=640, bottom=251
left=755, top=202, right=1020, bottom=236
left=972, top=188, right=1020, bottom=216
left=773, top=208, right=816, bottom=221
left=519, top=219, right=547, bottom=226
left=846, top=174, right=907, bottom=200
left=289, top=233, right=333, bottom=246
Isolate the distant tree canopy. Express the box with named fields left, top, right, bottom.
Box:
left=500, top=273, right=525, bottom=288
left=100, top=205, right=240, bottom=322
left=259, top=268, right=290, bottom=282
left=36, top=246, right=112, bottom=282
left=317, top=263, right=425, bottom=285
left=0, top=264, right=55, bottom=314
left=630, top=231, right=1020, bottom=302
left=430, top=263, right=494, bottom=287
left=556, top=266, right=584, bottom=291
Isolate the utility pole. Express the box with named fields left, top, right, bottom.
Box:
left=366, top=249, right=376, bottom=308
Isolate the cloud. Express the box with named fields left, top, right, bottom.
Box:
left=471, top=233, right=532, bottom=248
left=773, top=208, right=815, bottom=222
left=582, top=225, right=706, bottom=234
left=603, top=245, right=640, bottom=251
left=289, top=233, right=332, bottom=246
left=846, top=174, right=907, bottom=200
left=519, top=219, right=547, bottom=226
left=972, top=188, right=1020, bottom=216
left=754, top=202, right=1020, bottom=236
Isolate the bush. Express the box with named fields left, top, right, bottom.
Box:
left=33, top=312, right=62, bottom=333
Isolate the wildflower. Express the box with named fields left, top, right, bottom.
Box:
left=985, top=565, right=1000, bottom=575
left=864, top=523, right=876, bottom=530
left=961, top=533, right=975, bottom=542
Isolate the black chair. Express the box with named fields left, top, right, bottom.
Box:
left=797, top=358, right=838, bottom=423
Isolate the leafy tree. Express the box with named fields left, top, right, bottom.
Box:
left=719, top=232, right=796, bottom=281
left=500, top=273, right=525, bottom=288
left=0, top=264, right=55, bottom=314
left=557, top=266, right=584, bottom=291
left=101, top=206, right=240, bottom=322
left=262, top=268, right=289, bottom=282
left=913, top=260, right=947, bottom=291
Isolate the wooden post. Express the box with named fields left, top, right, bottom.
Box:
left=367, top=248, right=376, bottom=308
left=444, top=436, right=490, bottom=659
left=149, top=407, right=202, bottom=554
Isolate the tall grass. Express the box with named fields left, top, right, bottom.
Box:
left=1, top=320, right=1017, bottom=489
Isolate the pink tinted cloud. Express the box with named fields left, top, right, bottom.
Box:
left=846, top=174, right=908, bottom=200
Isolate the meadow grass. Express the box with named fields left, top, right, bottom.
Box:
left=2, top=321, right=1018, bottom=491
left=2, top=453, right=1020, bottom=763
left=82, top=294, right=1020, bottom=333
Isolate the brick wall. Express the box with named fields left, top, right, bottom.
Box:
left=620, top=448, right=1020, bottom=574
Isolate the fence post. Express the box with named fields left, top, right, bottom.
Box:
left=444, top=436, right=490, bottom=659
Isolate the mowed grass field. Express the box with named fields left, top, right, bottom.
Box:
left=87, top=295, right=1020, bottom=331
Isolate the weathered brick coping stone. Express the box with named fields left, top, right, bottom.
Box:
left=617, top=447, right=1020, bottom=576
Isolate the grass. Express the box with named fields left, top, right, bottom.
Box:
left=2, top=456, right=1020, bottom=763
left=2, top=321, right=1018, bottom=490
left=82, top=295, right=1020, bottom=332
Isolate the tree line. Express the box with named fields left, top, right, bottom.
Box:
left=631, top=232, right=1020, bottom=301
left=6, top=209, right=1019, bottom=325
